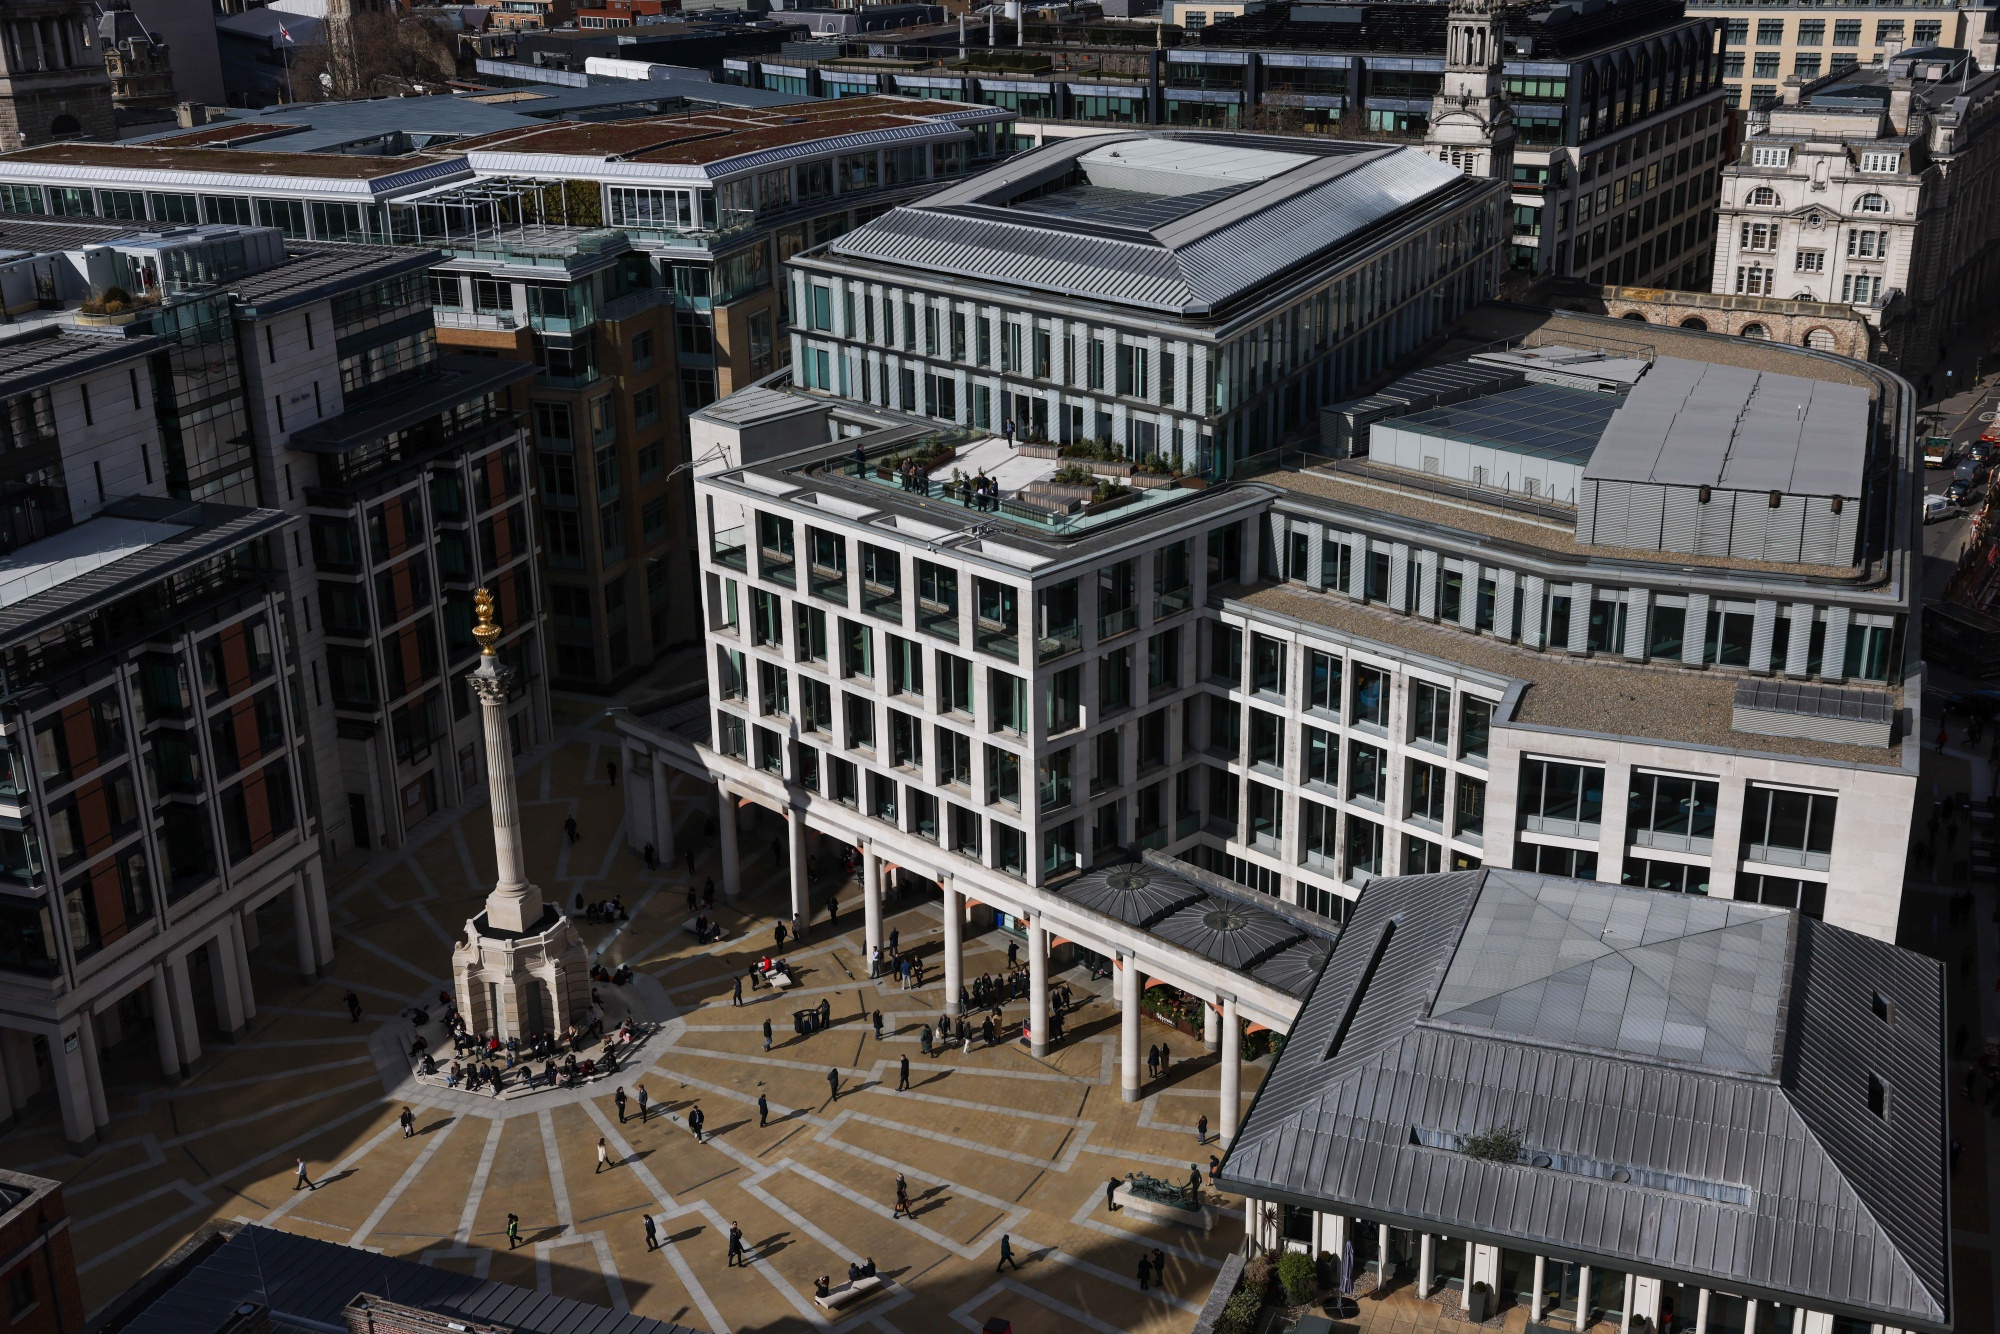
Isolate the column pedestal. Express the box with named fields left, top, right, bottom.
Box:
left=1120, top=953, right=1141, bottom=1102
left=652, top=753, right=675, bottom=863
left=787, top=809, right=809, bottom=936
left=1203, top=1000, right=1219, bottom=1053
left=210, top=930, right=247, bottom=1042
left=718, top=793, right=741, bottom=900
left=149, top=967, right=181, bottom=1083
left=941, top=878, right=964, bottom=1015
left=52, top=1024, right=95, bottom=1154
left=1219, top=993, right=1240, bottom=1146
left=862, top=848, right=883, bottom=959
left=1027, top=911, right=1048, bottom=1057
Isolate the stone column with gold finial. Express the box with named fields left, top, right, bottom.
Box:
left=453, top=588, right=586, bottom=1041
left=470, top=587, right=541, bottom=932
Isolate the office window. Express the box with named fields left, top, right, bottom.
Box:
left=1519, top=759, right=1605, bottom=835
left=1833, top=20, right=1861, bottom=46
left=1796, top=19, right=1824, bottom=44
left=1756, top=18, right=1783, bottom=44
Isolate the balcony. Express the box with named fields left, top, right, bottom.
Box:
left=1631, top=829, right=1714, bottom=857
left=712, top=526, right=747, bottom=572
left=760, top=546, right=796, bottom=589
left=1038, top=624, right=1080, bottom=663
left=862, top=581, right=902, bottom=624
left=976, top=619, right=1018, bottom=662
left=1098, top=606, right=1138, bottom=641
left=809, top=563, right=847, bottom=605
left=434, top=309, right=520, bottom=333
left=1746, top=843, right=1831, bottom=872
left=1521, top=815, right=1600, bottom=841
left=1175, top=812, right=1202, bottom=840
left=918, top=598, right=959, bottom=643
left=1154, top=585, right=1191, bottom=619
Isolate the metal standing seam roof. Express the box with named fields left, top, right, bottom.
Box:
left=1216, top=869, right=1950, bottom=1332
left=120, top=1226, right=706, bottom=1334
left=1585, top=356, right=1871, bottom=497
left=1391, top=382, right=1625, bottom=466
left=822, top=131, right=1472, bottom=316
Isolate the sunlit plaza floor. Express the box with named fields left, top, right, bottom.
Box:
left=4, top=705, right=1267, bottom=1334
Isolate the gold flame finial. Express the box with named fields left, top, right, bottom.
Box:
left=473, top=587, right=501, bottom=657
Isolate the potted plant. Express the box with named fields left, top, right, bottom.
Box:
left=1468, top=1280, right=1492, bottom=1322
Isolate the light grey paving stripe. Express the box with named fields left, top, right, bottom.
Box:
left=589, top=1231, right=630, bottom=1312
left=76, top=1183, right=212, bottom=1277
left=662, top=1046, right=875, bottom=1079
left=946, top=1278, right=1124, bottom=1334
left=57, top=1136, right=167, bottom=1197
left=637, top=1063, right=829, bottom=1129
left=452, top=822, right=481, bottom=896
left=537, top=1108, right=577, bottom=1229
left=343, top=933, right=448, bottom=985
left=455, top=1116, right=505, bottom=1244
left=856, top=1082, right=1097, bottom=1129
left=1012, top=1236, right=1204, bottom=1314
left=577, top=1100, right=731, bottom=1334
left=1064, top=1186, right=1225, bottom=1270
left=153, top=1056, right=374, bottom=1098
left=830, top=1111, right=1071, bottom=1172
left=351, top=1110, right=459, bottom=1247
left=411, top=901, right=457, bottom=950
left=73, top=1178, right=206, bottom=1233
left=737, top=1160, right=860, bottom=1271
left=325, top=976, right=413, bottom=1003
left=236, top=1036, right=372, bottom=1050
left=809, top=1117, right=1027, bottom=1220
left=196, top=1094, right=390, bottom=1192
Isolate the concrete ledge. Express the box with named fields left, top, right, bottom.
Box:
left=814, top=1275, right=886, bottom=1311
left=1112, top=1183, right=1213, bottom=1232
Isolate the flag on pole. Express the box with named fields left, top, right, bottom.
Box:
left=278, top=22, right=294, bottom=42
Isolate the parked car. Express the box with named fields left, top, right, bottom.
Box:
left=1925, top=492, right=1960, bottom=523
left=1947, top=477, right=1976, bottom=505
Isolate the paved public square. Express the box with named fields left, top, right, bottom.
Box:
left=2, top=706, right=1260, bottom=1334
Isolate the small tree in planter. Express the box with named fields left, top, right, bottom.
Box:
left=1468, top=1280, right=1493, bottom=1323
left=1277, top=1249, right=1319, bottom=1306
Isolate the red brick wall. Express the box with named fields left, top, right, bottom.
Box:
left=0, top=1178, right=84, bottom=1334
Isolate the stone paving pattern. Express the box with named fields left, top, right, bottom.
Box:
left=2, top=706, right=1263, bottom=1334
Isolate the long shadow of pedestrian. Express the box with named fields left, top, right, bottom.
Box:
left=529, top=1226, right=566, bottom=1244
left=318, top=1169, right=359, bottom=1188
left=1154, top=1052, right=1218, bottom=1092
left=419, top=1118, right=455, bottom=1135
left=710, top=1119, right=749, bottom=1137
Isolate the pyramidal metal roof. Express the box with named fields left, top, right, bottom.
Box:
left=820, top=130, right=1470, bottom=317
left=1217, top=870, right=1949, bottom=1332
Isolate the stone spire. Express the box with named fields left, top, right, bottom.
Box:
left=470, top=588, right=543, bottom=933
left=1426, top=0, right=1516, bottom=183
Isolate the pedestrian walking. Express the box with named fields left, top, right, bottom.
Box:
left=507, top=1214, right=521, bottom=1249
left=775, top=922, right=788, bottom=950
left=596, top=1138, right=610, bottom=1173
left=704, top=880, right=715, bottom=911
left=1107, top=1177, right=1124, bottom=1210
left=893, top=1174, right=911, bottom=1218
left=564, top=815, right=580, bottom=844
left=898, top=1054, right=910, bottom=1089
left=872, top=1009, right=884, bottom=1039
left=827, top=1067, right=841, bottom=1101
left=344, top=991, right=362, bottom=1023
left=400, top=1106, right=416, bottom=1138
left=1138, top=1256, right=1152, bottom=1291
left=644, top=1214, right=658, bottom=1251
left=921, top=1025, right=933, bottom=1057
left=1153, top=1247, right=1166, bottom=1288
left=889, top=927, right=899, bottom=957
left=997, top=1234, right=1019, bottom=1271
left=683, top=846, right=695, bottom=874
left=870, top=946, right=881, bottom=978
left=294, top=1157, right=317, bottom=1191
left=689, top=1105, right=705, bottom=1143
left=615, top=1087, right=628, bottom=1122
left=763, top=1017, right=773, bottom=1051
left=607, top=759, right=618, bottom=785
left=643, top=843, right=657, bottom=871
left=1196, top=1113, right=1208, bottom=1145
left=1147, top=1044, right=1159, bottom=1078
left=758, top=1092, right=769, bottom=1127
left=727, top=1222, right=745, bottom=1267
left=733, top=976, right=744, bottom=1007
left=827, top=894, right=839, bottom=925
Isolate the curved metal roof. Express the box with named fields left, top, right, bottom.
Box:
left=821, top=129, right=1471, bottom=316
left=1153, top=898, right=1308, bottom=970
left=1057, top=863, right=1208, bottom=926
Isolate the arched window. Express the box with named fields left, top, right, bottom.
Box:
left=1857, top=193, right=1889, bottom=214
left=1804, top=328, right=1837, bottom=351
left=1748, top=186, right=1779, bottom=206
left=1680, top=317, right=1709, bottom=331
left=1739, top=323, right=1769, bottom=340
left=48, top=115, right=78, bottom=137
left=1622, top=312, right=1648, bottom=321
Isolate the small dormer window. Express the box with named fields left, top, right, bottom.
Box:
left=1859, top=151, right=1900, bottom=174
left=1752, top=146, right=1792, bottom=169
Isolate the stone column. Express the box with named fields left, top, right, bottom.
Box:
left=307, top=863, right=333, bottom=972
left=1532, top=1255, right=1547, bottom=1321
left=210, top=930, right=246, bottom=1041
left=231, top=914, right=256, bottom=1024
left=1120, top=952, right=1141, bottom=1102
left=862, top=846, right=883, bottom=959
left=291, top=875, right=317, bottom=982
left=167, top=952, right=201, bottom=1066
left=471, top=648, right=541, bottom=934
left=148, top=967, right=180, bottom=1082
left=79, top=1016, right=108, bottom=1131
left=1219, top=992, right=1241, bottom=1144
left=935, top=874, right=963, bottom=1009
left=652, top=752, right=675, bottom=863
left=788, top=809, right=809, bottom=934
left=718, top=791, right=741, bottom=900
left=51, top=1025, right=95, bottom=1153
left=1419, top=1234, right=1435, bottom=1298
left=1203, top=999, right=1220, bottom=1053
left=1577, top=1267, right=1592, bottom=1331
left=1378, top=1223, right=1392, bottom=1288
left=1027, top=910, right=1048, bottom=1056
